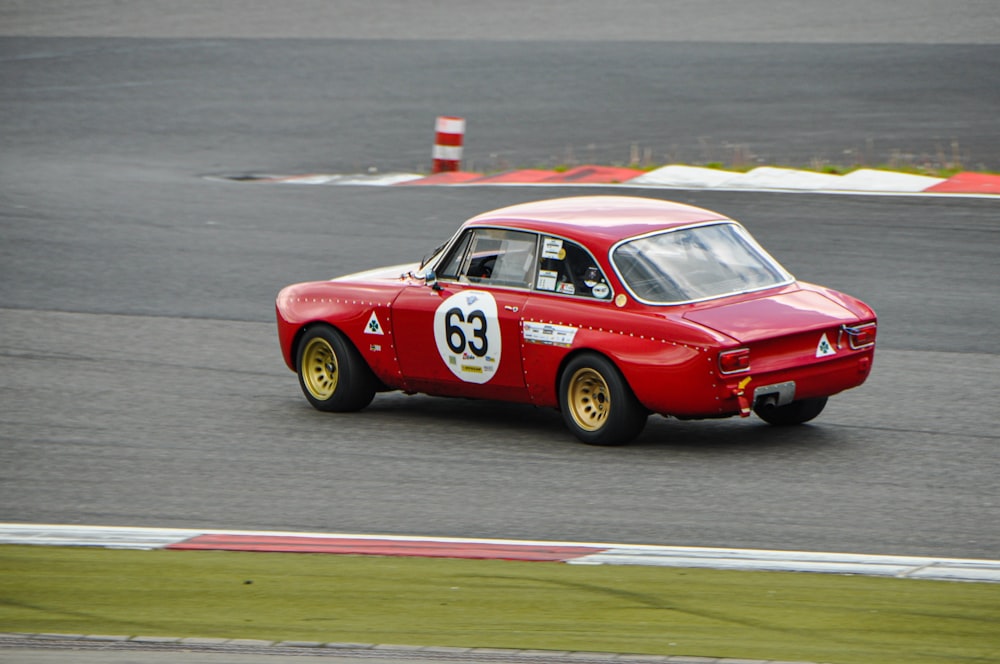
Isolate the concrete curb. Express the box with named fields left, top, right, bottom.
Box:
left=0, top=633, right=824, bottom=663
left=2, top=523, right=998, bottom=583
left=214, top=166, right=1000, bottom=197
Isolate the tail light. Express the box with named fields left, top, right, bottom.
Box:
left=840, top=323, right=876, bottom=350
left=719, top=348, right=751, bottom=374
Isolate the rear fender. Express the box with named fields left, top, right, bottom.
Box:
left=528, top=316, right=722, bottom=415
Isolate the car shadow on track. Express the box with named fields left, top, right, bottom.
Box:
left=633, top=415, right=842, bottom=452
left=357, top=393, right=842, bottom=452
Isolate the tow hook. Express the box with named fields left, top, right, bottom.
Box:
left=732, top=376, right=753, bottom=417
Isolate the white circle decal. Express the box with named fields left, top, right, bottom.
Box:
left=433, top=291, right=501, bottom=384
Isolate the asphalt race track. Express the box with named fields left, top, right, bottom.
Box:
left=2, top=0, right=999, bottom=579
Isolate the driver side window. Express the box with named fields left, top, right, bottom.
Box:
left=438, top=228, right=538, bottom=288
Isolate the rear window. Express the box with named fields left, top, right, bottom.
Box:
left=611, top=222, right=793, bottom=304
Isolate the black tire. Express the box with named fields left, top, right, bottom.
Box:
left=754, top=396, right=828, bottom=426
left=296, top=325, right=377, bottom=412
left=558, top=353, right=647, bottom=446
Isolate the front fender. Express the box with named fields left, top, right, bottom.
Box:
left=275, top=281, right=398, bottom=376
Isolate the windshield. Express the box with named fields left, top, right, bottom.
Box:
left=611, top=222, right=793, bottom=304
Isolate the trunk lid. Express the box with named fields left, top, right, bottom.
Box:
left=682, top=289, right=857, bottom=343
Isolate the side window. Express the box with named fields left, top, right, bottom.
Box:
left=484, top=230, right=537, bottom=287
left=534, top=236, right=613, bottom=300
left=439, top=228, right=538, bottom=288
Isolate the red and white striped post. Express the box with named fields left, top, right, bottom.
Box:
left=432, top=116, right=465, bottom=173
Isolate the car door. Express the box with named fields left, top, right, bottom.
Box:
left=391, top=227, right=535, bottom=403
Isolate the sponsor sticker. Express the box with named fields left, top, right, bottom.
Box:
left=537, top=269, right=558, bottom=291
left=523, top=321, right=578, bottom=348
left=542, top=237, right=564, bottom=259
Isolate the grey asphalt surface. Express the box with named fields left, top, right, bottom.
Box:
left=2, top=2, right=999, bottom=663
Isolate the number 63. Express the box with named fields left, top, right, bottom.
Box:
left=445, top=307, right=488, bottom=357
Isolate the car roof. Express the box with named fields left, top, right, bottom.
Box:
left=463, top=195, right=730, bottom=249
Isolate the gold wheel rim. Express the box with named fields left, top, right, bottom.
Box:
left=302, top=337, right=338, bottom=400
left=567, top=367, right=610, bottom=432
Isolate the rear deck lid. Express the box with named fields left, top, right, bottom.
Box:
left=682, top=290, right=857, bottom=343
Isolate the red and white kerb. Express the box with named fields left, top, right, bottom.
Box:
left=432, top=116, right=465, bottom=173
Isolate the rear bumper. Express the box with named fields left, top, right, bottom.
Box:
left=720, top=349, right=874, bottom=417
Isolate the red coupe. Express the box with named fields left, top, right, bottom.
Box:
left=276, top=196, right=876, bottom=445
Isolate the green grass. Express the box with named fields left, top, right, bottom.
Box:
left=2, top=545, right=999, bottom=664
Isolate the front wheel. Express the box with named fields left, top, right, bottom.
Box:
left=558, top=353, right=647, bottom=446
left=296, top=325, right=376, bottom=412
left=754, top=396, right=828, bottom=426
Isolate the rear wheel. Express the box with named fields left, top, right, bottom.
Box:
left=754, top=396, right=827, bottom=425
left=296, top=325, right=376, bottom=412
left=558, top=353, right=646, bottom=446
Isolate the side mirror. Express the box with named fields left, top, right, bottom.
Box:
left=424, top=270, right=442, bottom=291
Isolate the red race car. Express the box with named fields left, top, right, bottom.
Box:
left=276, top=195, right=876, bottom=445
